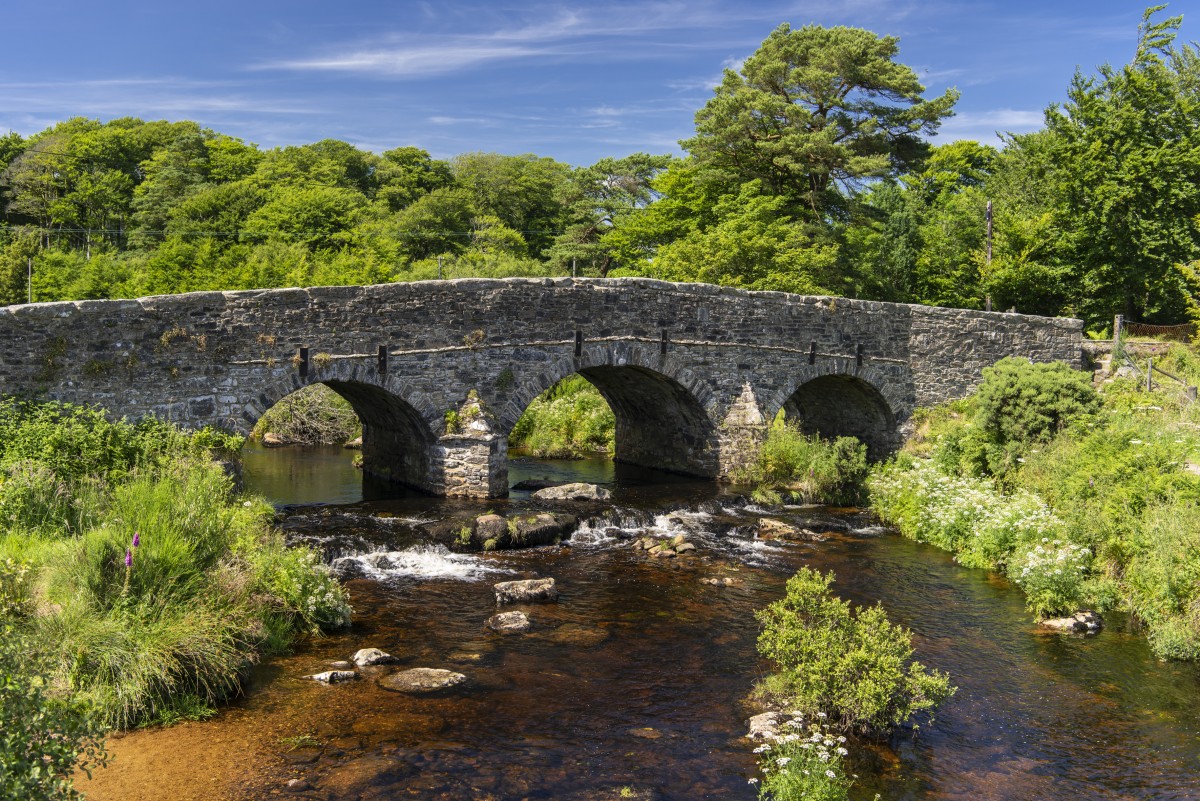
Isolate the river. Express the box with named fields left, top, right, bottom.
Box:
left=85, top=443, right=1200, bottom=801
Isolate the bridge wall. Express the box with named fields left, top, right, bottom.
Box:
left=0, top=278, right=1082, bottom=497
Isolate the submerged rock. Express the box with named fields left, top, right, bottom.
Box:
left=746, top=711, right=780, bottom=740
left=494, top=577, right=558, bottom=605
left=487, top=611, right=532, bottom=634
left=306, top=670, right=358, bottom=684
left=1040, top=611, right=1103, bottom=634
left=351, top=647, right=397, bottom=666
left=545, top=623, right=608, bottom=647
left=533, top=482, right=612, bottom=501
left=378, top=668, right=467, bottom=694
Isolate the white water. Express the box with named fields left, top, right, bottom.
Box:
left=333, top=544, right=514, bottom=581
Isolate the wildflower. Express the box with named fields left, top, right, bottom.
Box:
left=753, top=744, right=770, bottom=754
left=836, top=747, right=848, bottom=756
left=131, top=531, right=140, bottom=548
left=776, top=757, right=791, bottom=767
left=747, top=778, right=758, bottom=785
left=125, top=549, right=132, bottom=568
left=836, top=736, right=846, bottom=743
left=817, top=711, right=827, bottom=719
left=825, top=770, right=837, bottom=779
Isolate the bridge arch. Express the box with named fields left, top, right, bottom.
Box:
left=767, top=362, right=905, bottom=459
left=500, top=343, right=720, bottom=478
left=249, top=361, right=439, bottom=493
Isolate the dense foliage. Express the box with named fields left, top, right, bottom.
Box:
left=508, top=376, right=615, bottom=458
left=2, top=9, right=1196, bottom=331
left=871, top=344, right=1200, bottom=658
left=0, top=400, right=351, bottom=728
left=253, top=383, right=360, bottom=445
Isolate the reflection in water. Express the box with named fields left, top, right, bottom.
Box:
left=225, top=445, right=1200, bottom=801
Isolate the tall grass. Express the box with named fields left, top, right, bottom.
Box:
left=0, top=400, right=351, bottom=728
left=870, top=354, right=1200, bottom=659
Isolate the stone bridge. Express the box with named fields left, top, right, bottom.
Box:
left=0, top=278, right=1082, bottom=497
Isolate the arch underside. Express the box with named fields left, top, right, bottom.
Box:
left=577, top=365, right=719, bottom=478
left=265, top=379, right=436, bottom=493
left=782, top=374, right=897, bottom=459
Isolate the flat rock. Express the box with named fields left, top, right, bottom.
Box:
left=305, top=670, right=358, bottom=684
left=378, top=668, right=468, bottom=694
left=351, top=647, right=397, bottom=666
left=746, top=711, right=780, bottom=740
left=261, top=432, right=288, bottom=448
left=343, top=436, right=363, bottom=449
left=1040, top=610, right=1103, bottom=634
left=533, top=482, right=612, bottom=501
left=494, top=577, right=558, bottom=605
left=487, top=611, right=531, bottom=634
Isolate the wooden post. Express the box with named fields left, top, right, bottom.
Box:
left=985, top=200, right=993, bottom=267
left=27, top=256, right=32, bottom=304
left=437, top=255, right=443, bottom=280
left=1114, top=314, right=1124, bottom=342
left=1147, top=358, right=1154, bottom=393
left=572, top=258, right=577, bottom=278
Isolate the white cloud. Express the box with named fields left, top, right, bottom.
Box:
left=932, top=108, right=1045, bottom=145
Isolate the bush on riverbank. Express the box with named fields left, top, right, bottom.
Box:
left=252, top=383, right=360, bottom=446
left=870, top=351, right=1200, bottom=659
left=734, top=415, right=868, bottom=505
left=508, top=376, right=615, bottom=458
left=0, top=400, right=351, bottom=729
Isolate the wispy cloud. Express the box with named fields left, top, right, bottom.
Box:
left=933, top=108, right=1045, bottom=144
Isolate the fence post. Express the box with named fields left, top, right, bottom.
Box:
left=1114, top=314, right=1124, bottom=342
left=1147, top=357, right=1154, bottom=393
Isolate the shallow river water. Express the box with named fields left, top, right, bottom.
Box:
left=93, top=444, right=1200, bottom=801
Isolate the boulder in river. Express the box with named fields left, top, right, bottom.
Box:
left=533, top=482, right=612, bottom=501
left=494, top=577, right=558, bottom=605
left=487, top=610, right=532, bottom=634
left=343, top=436, right=363, bottom=449
left=1040, top=611, right=1103, bottom=634
left=306, top=670, right=358, bottom=684
left=351, top=647, right=397, bottom=666
left=746, top=711, right=780, bottom=740
left=378, top=668, right=467, bottom=694
left=261, top=432, right=288, bottom=448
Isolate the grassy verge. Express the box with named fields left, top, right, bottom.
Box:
left=870, top=352, right=1200, bottom=659
left=0, top=399, right=351, bottom=732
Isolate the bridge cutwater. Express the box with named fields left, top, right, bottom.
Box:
left=0, top=278, right=1082, bottom=498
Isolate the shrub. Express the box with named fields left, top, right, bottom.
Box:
left=972, top=357, right=1100, bottom=474
left=755, top=567, right=954, bottom=735
left=253, top=383, right=360, bottom=445
left=736, top=415, right=869, bottom=505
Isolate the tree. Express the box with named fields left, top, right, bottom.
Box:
left=450, top=153, right=571, bottom=255
left=1044, top=5, right=1200, bottom=324
left=683, top=23, right=958, bottom=221
left=547, top=153, right=673, bottom=276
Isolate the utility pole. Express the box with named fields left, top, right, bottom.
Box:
left=985, top=200, right=993, bottom=313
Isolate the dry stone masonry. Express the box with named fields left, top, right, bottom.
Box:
left=0, top=278, right=1081, bottom=497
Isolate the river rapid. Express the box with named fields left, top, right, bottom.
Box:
left=92, top=444, right=1200, bottom=801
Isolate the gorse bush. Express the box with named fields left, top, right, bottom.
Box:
left=735, top=415, right=868, bottom=505
left=0, top=399, right=350, bottom=728
left=975, top=357, right=1100, bottom=452
left=509, top=376, right=615, bottom=458
left=755, top=567, right=954, bottom=735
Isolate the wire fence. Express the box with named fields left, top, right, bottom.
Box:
left=1124, top=321, right=1195, bottom=342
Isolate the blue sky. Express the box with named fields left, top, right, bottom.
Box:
left=1, top=1, right=1192, bottom=165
